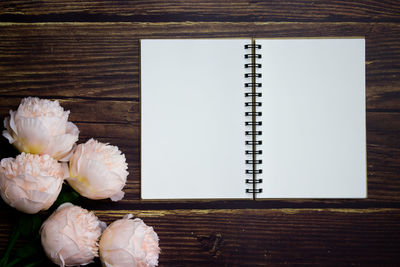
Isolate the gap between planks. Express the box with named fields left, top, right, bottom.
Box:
left=93, top=208, right=400, bottom=218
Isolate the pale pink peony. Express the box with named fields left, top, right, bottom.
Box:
left=67, top=138, right=128, bottom=201
left=99, top=214, right=160, bottom=267
left=2, top=97, right=79, bottom=161
left=0, top=153, right=65, bottom=214
left=40, top=203, right=106, bottom=267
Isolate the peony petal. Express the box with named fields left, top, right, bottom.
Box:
left=11, top=197, right=45, bottom=214
left=3, top=113, right=17, bottom=143
left=66, top=121, right=79, bottom=136
left=3, top=174, right=61, bottom=213
left=57, top=202, right=74, bottom=210
left=25, top=180, right=62, bottom=207
left=81, top=160, right=123, bottom=194
left=13, top=174, right=42, bottom=190
left=69, top=144, right=83, bottom=178
left=40, top=112, right=68, bottom=136
left=99, top=216, right=160, bottom=267
left=0, top=154, right=64, bottom=214
left=100, top=225, right=126, bottom=252
left=123, top=214, right=134, bottom=220
left=131, top=222, right=146, bottom=259
left=110, top=191, right=125, bottom=202
left=63, top=248, right=94, bottom=266
left=44, top=133, right=78, bottom=160
left=8, top=110, right=18, bottom=135
left=60, top=226, right=83, bottom=255
left=67, top=138, right=127, bottom=201
left=58, top=144, right=76, bottom=162
left=2, top=130, right=14, bottom=143
left=3, top=180, right=28, bottom=201
left=61, top=163, right=70, bottom=179
left=14, top=116, right=50, bottom=154
left=104, top=248, right=135, bottom=267
left=59, top=253, right=65, bottom=267
left=68, top=158, right=120, bottom=200
left=41, top=204, right=102, bottom=266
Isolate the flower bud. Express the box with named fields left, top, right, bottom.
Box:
left=40, top=203, right=105, bottom=266
left=2, top=97, right=79, bottom=161
left=0, top=153, right=65, bottom=214
left=100, top=214, right=160, bottom=267
left=67, top=138, right=128, bottom=201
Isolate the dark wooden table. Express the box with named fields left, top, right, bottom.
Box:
left=0, top=1, right=399, bottom=266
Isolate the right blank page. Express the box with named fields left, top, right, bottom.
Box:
left=258, top=38, right=366, bottom=198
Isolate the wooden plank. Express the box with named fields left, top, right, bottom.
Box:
left=2, top=98, right=400, bottom=126
left=98, top=208, right=400, bottom=266
left=0, top=2, right=396, bottom=266
left=0, top=22, right=398, bottom=110
left=0, top=98, right=139, bottom=124
left=0, top=208, right=399, bottom=266
left=0, top=103, right=399, bottom=207
left=0, top=1, right=399, bottom=22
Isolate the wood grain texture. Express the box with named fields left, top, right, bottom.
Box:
left=0, top=1, right=399, bottom=22
left=0, top=208, right=399, bottom=266
left=0, top=1, right=399, bottom=266
left=93, top=209, right=400, bottom=266
left=0, top=99, right=399, bottom=209
left=0, top=22, right=399, bottom=109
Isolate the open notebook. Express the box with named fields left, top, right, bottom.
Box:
left=140, top=38, right=366, bottom=200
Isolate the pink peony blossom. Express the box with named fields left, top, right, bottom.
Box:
left=67, top=138, right=128, bottom=201
left=40, top=203, right=105, bottom=267
left=0, top=153, right=65, bottom=214
left=2, top=97, right=79, bottom=161
left=99, top=214, right=160, bottom=267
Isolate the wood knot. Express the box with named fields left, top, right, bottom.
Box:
left=197, top=232, right=223, bottom=257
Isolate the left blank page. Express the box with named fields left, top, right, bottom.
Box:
left=141, top=39, right=249, bottom=199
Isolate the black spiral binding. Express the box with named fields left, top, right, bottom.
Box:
left=244, top=41, right=263, bottom=199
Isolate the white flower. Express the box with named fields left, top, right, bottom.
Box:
left=40, top=203, right=105, bottom=266
left=67, top=138, right=128, bottom=201
left=100, top=214, right=160, bottom=267
left=0, top=153, right=65, bottom=214
left=2, top=97, right=79, bottom=161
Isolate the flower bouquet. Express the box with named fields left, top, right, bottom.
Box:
left=0, top=97, right=160, bottom=267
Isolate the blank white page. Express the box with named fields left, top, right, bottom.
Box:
left=258, top=38, right=366, bottom=198
left=141, top=39, right=250, bottom=199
